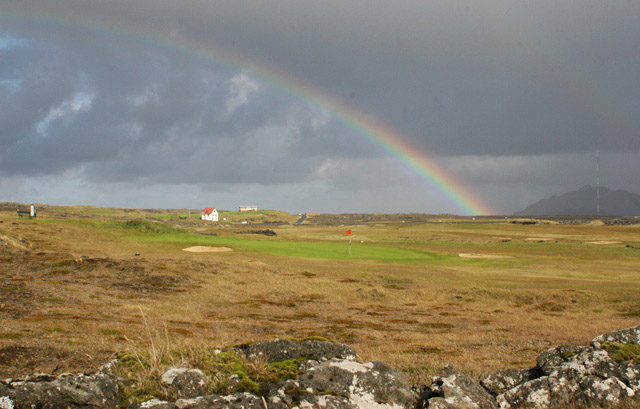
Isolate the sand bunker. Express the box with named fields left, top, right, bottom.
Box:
left=525, top=238, right=556, bottom=242
left=458, top=253, right=514, bottom=259
left=584, top=241, right=622, bottom=245
left=182, top=246, right=233, bottom=253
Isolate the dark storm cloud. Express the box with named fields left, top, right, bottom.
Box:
left=5, top=0, right=639, bottom=155
left=0, top=20, right=375, bottom=187
left=69, top=0, right=638, bottom=155
left=1, top=0, right=639, bottom=213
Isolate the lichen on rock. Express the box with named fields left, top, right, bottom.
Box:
left=4, top=327, right=640, bottom=409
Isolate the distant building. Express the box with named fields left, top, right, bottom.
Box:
left=201, top=207, right=219, bottom=221
left=239, top=206, right=258, bottom=212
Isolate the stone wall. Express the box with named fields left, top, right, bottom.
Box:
left=0, top=326, right=638, bottom=409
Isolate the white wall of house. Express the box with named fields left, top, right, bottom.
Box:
left=201, top=208, right=219, bottom=221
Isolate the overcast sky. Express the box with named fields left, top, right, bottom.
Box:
left=1, top=1, right=639, bottom=214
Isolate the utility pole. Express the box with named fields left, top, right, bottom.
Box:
left=596, top=143, right=600, bottom=216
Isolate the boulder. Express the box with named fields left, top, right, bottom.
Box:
left=497, top=370, right=636, bottom=409
left=241, top=339, right=356, bottom=363
left=497, top=347, right=637, bottom=408
left=161, top=368, right=209, bottom=399
left=241, top=339, right=302, bottom=363
left=0, top=395, right=15, bottom=409
left=427, top=365, right=497, bottom=409
left=175, top=392, right=288, bottom=409
left=281, top=358, right=416, bottom=409
left=496, top=377, right=550, bottom=409
left=291, top=394, right=353, bottom=409
left=591, top=325, right=640, bottom=348
left=559, top=347, right=638, bottom=384
left=427, top=397, right=462, bottom=409
left=575, top=375, right=634, bottom=404
left=131, top=399, right=178, bottom=409
left=481, top=368, right=541, bottom=396
left=535, top=345, right=589, bottom=375
left=300, top=339, right=357, bottom=362
left=4, top=332, right=640, bottom=409
left=0, top=372, right=119, bottom=409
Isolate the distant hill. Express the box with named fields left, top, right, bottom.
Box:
left=515, top=186, right=640, bottom=216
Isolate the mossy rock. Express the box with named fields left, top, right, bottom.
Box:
left=601, top=342, right=640, bottom=364
left=233, top=376, right=260, bottom=394
left=111, top=341, right=349, bottom=405
left=264, top=357, right=305, bottom=385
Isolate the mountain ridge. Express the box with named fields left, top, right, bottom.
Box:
left=515, top=185, right=640, bottom=216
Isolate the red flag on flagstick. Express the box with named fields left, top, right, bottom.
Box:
left=345, top=230, right=352, bottom=235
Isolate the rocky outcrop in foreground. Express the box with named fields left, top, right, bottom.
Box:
left=1, top=326, right=639, bottom=409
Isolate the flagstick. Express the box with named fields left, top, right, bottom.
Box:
left=349, top=235, right=352, bottom=255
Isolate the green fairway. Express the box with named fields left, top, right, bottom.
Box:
left=131, top=232, right=448, bottom=262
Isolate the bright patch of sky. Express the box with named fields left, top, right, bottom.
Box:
left=225, top=73, right=260, bottom=116
left=128, top=83, right=159, bottom=107
left=0, top=79, right=22, bottom=90
left=35, top=92, right=95, bottom=137
left=0, top=33, right=28, bottom=50
left=0, top=33, right=27, bottom=91
left=310, top=108, right=331, bottom=132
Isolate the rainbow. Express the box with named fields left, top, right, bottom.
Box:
left=3, top=7, right=494, bottom=215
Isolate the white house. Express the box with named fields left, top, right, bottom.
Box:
left=239, top=206, right=258, bottom=212
left=201, top=207, right=219, bottom=221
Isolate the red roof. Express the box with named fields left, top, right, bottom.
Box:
left=202, top=207, right=216, bottom=215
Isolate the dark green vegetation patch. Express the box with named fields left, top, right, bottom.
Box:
left=114, top=348, right=306, bottom=405
left=601, top=342, right=640, bottom=365
left=123, top=220, right=183, bottom=234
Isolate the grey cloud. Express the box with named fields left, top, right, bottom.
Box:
left=444, top=152, right=640, bottom=212
left=6, top=0, right=638, bottom=156
left=1, top=21, right=378, bottom=189
left=115, top=0, right=640, bottom=155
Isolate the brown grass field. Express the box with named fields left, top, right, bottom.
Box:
left=1, top=204, right=639, bottom=394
